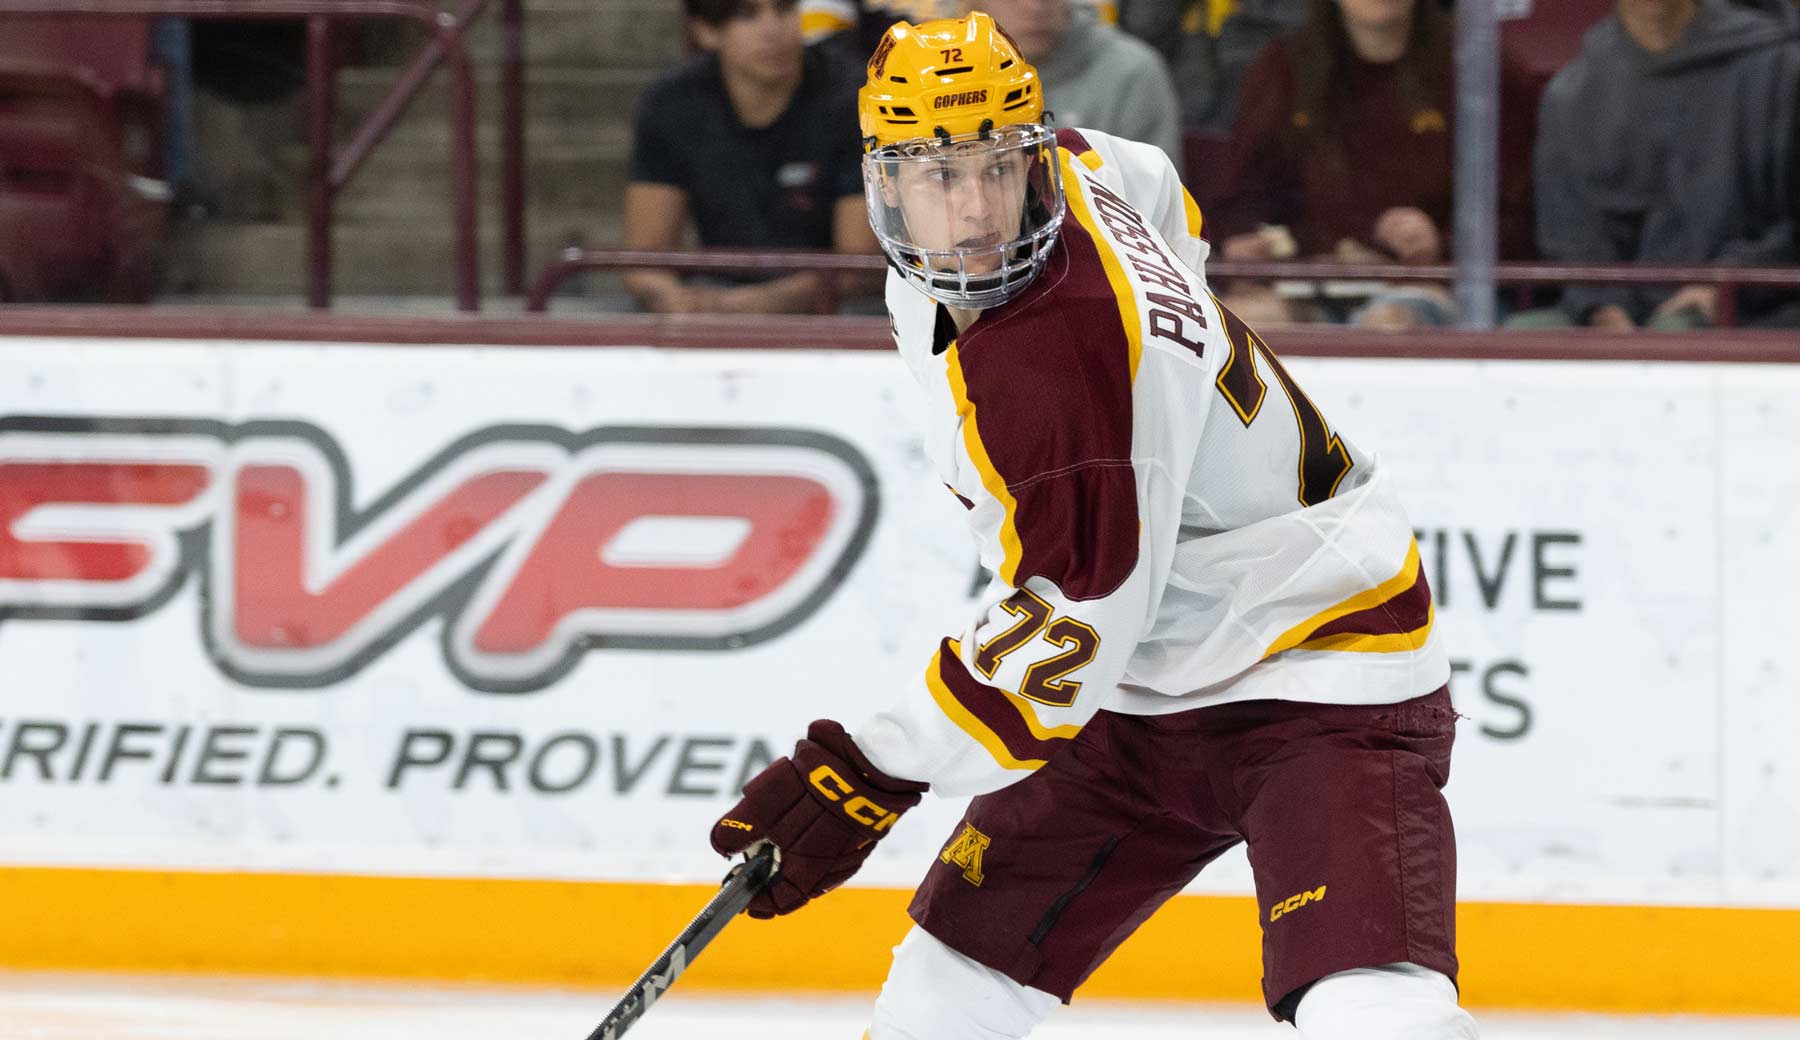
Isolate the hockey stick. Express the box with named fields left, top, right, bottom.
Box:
left=582, top=842, right=780, bottom=1040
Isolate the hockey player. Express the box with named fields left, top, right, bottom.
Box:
left=711, top=12, right=1479, bottom=1038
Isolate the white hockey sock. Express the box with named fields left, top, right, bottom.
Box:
left=1294, top=962, right=1480, bottom=1040
left=869, top=927, right=1060, bottom=1040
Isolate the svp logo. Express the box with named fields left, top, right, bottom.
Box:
left=0, top=416, right=878, bottom=692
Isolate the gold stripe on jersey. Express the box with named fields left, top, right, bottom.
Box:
left=946, top=342, right=1025, bottom=584
left=926, top=642, right=1043, bottom=771
left=1057, top=147, right=1143, bottom=383
left=1292, top=603, right=1435, bottom=654
left=1262, top=540, right=1431, bottom=658
left=1182, top=186, right=1205, bottom=238
left=927, top=640, right=1083, bottom=771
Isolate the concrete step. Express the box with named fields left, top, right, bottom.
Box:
left=334, top=65, right=660, bottom=143
left=164, top=216, right=623, bottom=297
left=462, top=0, right=688, bottom=70
left=274, top=128, right=630, bottom=225
left=349, top=104, right=636, bottom=154
left=171, top=0, right=679, bottom=302
left=345, top=0, right=685, bottom=71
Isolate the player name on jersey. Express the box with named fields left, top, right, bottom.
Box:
left=1081, top=175, right=1210, bottom=356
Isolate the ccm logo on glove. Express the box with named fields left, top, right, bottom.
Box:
left=807, top=764, right=902, bottom=833
left=711, top=719, right=928, bottom=918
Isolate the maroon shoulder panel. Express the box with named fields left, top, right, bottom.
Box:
left=956, top=221, right=1139, bottom=602
left=1054, top=126, right=1093, bottom=156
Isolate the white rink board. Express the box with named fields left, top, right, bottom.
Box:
left=4, top=974, right=1798, bottom=1040
left=0, top=338, right=1796, bottom=910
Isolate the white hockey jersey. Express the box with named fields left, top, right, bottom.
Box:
left=853, top=127, right=1449, bottom=797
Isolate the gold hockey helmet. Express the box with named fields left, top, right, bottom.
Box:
left=858, top=13, right=1063, bottom=309
left=857, top=11, right=1044, bottom=150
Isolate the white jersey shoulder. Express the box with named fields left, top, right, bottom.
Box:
left=1055, top=126, right=1211, bottom=274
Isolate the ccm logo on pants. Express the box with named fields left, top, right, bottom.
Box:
left=1269, top=885, right=1327, bottom=922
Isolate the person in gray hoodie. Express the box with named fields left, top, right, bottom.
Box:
left=1533, top=0, right=1800, bottom=329
left=974, top=0, right=1185, bottom=163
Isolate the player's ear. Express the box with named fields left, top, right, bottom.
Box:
left=880, top=173, right=901, bottom=209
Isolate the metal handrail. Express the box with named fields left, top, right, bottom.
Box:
left=0, top=0, right=527, bottom=310
left=1207, top=261, right=1800, bottom=287
left=528, top=248, right=1800, bottom=326
left=1208, top=261, right=1800, bottom=328
left=527, top=247, right=886, bottom=314
left=7, top=304, right=1800, bottom=366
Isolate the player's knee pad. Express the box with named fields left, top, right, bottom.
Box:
left=1294, top=962, right=1479, bottom=1040
left=869, top=926, right=1059, bottom=1040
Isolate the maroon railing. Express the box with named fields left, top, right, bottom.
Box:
left=1202, top=260, right=1800, bottom=329
left=528, top=247, right=885, bottom=315
left=528, top=249, right=1800, bottom=328
left=0, top=0, right=528, bottom=311
left=5, top=305, right=1799, bottom=366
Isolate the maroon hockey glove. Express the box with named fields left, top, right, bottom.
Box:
left=711, top=719, right=928, bottom=919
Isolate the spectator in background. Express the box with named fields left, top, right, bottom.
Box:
left=800, top=0, right=963, bottom=62
left=799, top=0, right=1119, bottom=60
left=1118, top=0, right=1305, bottom=132
left=976, top=0, right=1185, bottom=162
left=186, top=21, right=308, bottom=222
left=624, top=0, right=877, bottom=314
left=1207, top=0, right=1537, bottom=326
left=1529, top=0, right=1800, bottom=330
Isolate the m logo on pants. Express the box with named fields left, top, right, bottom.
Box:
left=939, top=822, right=991, bottom=886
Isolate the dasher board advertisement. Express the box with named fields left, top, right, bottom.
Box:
left=0, top=337, right=1796, bottom=912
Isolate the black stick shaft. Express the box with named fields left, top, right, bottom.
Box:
left=583, top=845, right=778, bottom=1040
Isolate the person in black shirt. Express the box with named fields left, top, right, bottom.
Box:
left=625, top=0, right=878, bottom=314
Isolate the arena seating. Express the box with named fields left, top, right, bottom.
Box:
left=1500, top=0, right=1615, bottom=98
left=0, top=15, right=166, bottom=302
left=1180, top=131, right=1234, bottom=226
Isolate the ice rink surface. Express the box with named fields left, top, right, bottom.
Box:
left=3, top=974, right=1798, bottom=1040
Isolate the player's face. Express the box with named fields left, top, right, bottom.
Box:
left=1336, top=0, right=1416, bottom=33
left=886, top=143, right=1031, bottom=273
left=692, top=0, right=803, bottom=84
left=1617, top=0, right=1697, bottom=24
